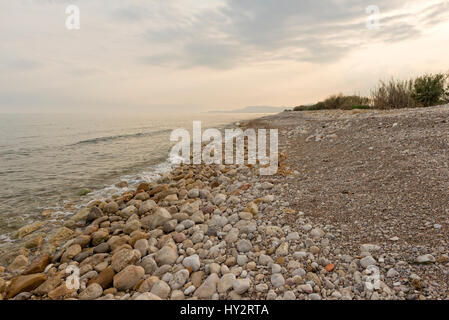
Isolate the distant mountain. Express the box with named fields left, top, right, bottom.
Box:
left=207, top=106, right=286, bottom=113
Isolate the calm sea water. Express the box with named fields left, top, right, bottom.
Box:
left=0, top=112, right=263, bottom=244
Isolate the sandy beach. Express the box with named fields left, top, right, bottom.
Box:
left=1, top=105, right=448, bottom=300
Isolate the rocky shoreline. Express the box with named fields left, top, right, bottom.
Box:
left=1, top=107, right=448, bottom=300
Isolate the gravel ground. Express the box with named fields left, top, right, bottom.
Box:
left=249, top=104, right=449, bottom=299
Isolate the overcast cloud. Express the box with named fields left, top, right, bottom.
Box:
left=0, top=0, right=448, bottom=113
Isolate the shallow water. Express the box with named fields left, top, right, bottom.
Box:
left=0, top=112, right=263, bottom=243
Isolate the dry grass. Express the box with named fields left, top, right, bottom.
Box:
left=371, top=79, right=417, bottom=109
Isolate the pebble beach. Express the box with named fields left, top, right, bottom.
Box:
left=1, top=106, right=448, bottom=300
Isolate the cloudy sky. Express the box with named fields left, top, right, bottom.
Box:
left=0, top=0, right=448, bottom=113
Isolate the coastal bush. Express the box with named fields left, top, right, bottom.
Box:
left=295, top=71, right=449, bottom=111
left=293, top=94, right=370, bottom=111
left=411, top=73, right=448, bottom=107
left=371, top=73, right=449, bottom=109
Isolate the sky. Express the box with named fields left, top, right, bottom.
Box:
left=0, top=0, right=448, bottom=114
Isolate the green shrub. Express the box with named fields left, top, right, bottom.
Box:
left=412, top=73, right=448, bottom=107
left=351, top=105, right=371, bottom=110
left=294, top=95, right=371, bottom=111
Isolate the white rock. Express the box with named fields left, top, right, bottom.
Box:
left=283, top=291, right=296, bottom=300
left=271, top=264, right=282, bottom=274
left=194, top=273, right=219, bottom=299
left=236, top=239, right=252, bottom=253
left=184, top=285, right=196, bottom=295
left=232, top=279, right=251, bottom=294
left=170, top=269, right=190, bottom=290
left=213, top=194, right=227, bottom=205
left=309, top=293, right=321, bottom=300
left=237, top=254, right=248, bottom=266
left=134, top=292, right=162, bottom=300
left=386, top=268, right=399, bottom=278
left=286, top=232, right=300, bottom=241
left=310, top=228, right=325, bottom=239
left=267, top=290, right=277, bottom=300
left=217, top=273, right=236, bottom=293
left=259, top=254, right=273, bottom=266
left=261, top=182, right=273, bottom=189
left=416, top=254, right=435, bottom=264
left=360, top=244, right=381, bottom=253
left=298, top=284, right=313, bottom=294
left=150, top=208, right=172, bottom=229
left=182, top=254, right=201, bottom=271
left=151, top=280, right=171, bottom=299
left=271, top=273, right=285, bottom=288
left=276, top=242, right=289, bottom=256
left=360, top=256, right=377, bottom=268
left=79, top=283, right=103, bottom=300
left=255, top=283, right=268, bottom=292
left=155, top=245, right=178, bottom=266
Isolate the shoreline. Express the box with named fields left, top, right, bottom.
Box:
left=1, top=106, right=448, bottom=300
left=0, top=117, right=256, bottom=249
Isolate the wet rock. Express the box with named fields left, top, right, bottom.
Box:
left=49, top=227, right=74, bottom=246
left=22, top=254, right=51, bottom=275
left=17, top=222, right=44, bottom=239
left=6, top=273, right=47, bottom=299
left=70, top=208, right=90, bottom=223
left=87, top=207, right=103, bottom=223
left=8, top=255, right=29, bottom=273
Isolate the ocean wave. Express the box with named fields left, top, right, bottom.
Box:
left=72, top=129, right=173, bottom=145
